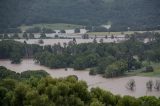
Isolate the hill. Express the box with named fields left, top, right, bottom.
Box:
left=0, top=0, right=160, bottom=31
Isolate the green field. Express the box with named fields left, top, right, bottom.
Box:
left=87, top=30, right=160, bottom=36
left=126, top=63, right=160, bottom=77
left=19, top=23, right=84, bottom=31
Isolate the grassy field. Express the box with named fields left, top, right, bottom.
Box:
left=126, top=63, right=160, bottom=77
left=19, top=23, right=84, bottom=31
left=87, top=30, right=160, bottom=36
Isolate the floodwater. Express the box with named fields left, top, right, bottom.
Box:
left=0, top=59, right=160, bottom=97
left=14, top=38, right=125, bottom=46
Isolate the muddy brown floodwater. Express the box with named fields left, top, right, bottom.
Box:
left=0, top=59, right=160, bottom=97
left=14, top=38, right=125, bottom=46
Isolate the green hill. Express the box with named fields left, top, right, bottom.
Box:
left=0, top=0, right=160, bottom=31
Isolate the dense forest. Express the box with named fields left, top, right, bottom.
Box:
left=0, top=0, right=160, bottom=31
left=0, top=32, right=160, bottom=77
left=0, top=66, right=160, bottom=106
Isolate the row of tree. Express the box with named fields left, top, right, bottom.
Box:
left=0, top=66, right=160, bottom=106
left=0, top=27, right=82, bottom=34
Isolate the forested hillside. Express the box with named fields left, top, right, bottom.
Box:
left=0, top=0, right=160, bottom=31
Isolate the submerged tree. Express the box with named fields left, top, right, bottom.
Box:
left=154, top=80, right=160, bottom=91
left=38, top=39, right=44, bottom=44
left=29, top=33, right=35, bottom=39
left=23, top=32, right=28, bottom=39
left=146, top=80, right=153, bottom=91
left=93, top=38, right=97, bottom=43
left=82, top=34, right=89, bottom=39
left=126, top=79, right=136, bottom=91
left=99, top=38, right=103, bottom=43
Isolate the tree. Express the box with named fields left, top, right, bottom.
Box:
left=10, top=51, right=22, bottom=64
left=99, top=38, right=103, bottom=43
left=55, top=35, right=59, bottom=38
left=74, top=28, right=80, bottom=33
left=3, top=33, right=9, bottom=39
left=105, top=60, right=127, bottom=77
left=82, top=34, right=89, bottom=39
left=126, top=79, right=136, bottom=91
left=93, top=38, right=97, bottom=43
left=38, top=39, right=44, bottom=44
left=146, top=80, right=153, bottom=91
left=12, top=33, right=19, bottom=39
left=90, top=99, right=104, bottom=106
left=40, top=33, right=47, bottom=38
left=111, top=35, right=114, bottom=39
left=23, top=32, right=28, bottom=39
left=154, top=80, right=160, bottom=91
left=89, top=69, right=97, bottom=75
left=145, top=66, right=154, bottom=72
left=117, top=96, right=140, bottom=106
left=29, top=33, right=35, bottom=39
left=60, top=30, right=66, bottom=33
left=73, top=38, right=77, bottom=44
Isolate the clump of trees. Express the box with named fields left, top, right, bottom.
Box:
left=82, top=34, right=89, bottom=39
left=40, top=33, right=47, bottom=38
left=74, top=28, right=80, bottom=33
left=105, top=60, right=127, bottom=77
left=0, top=40, right=43, bottom=63
left=60, top=30, right=66, bottom=33
left=145, top=66, right=154, bottom=72
left=89, top=69, right=97, bottom=75
left=0, top=66, right=49, bottom=80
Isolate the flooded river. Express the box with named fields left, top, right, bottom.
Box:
left=14, top=38, right=125, bottom=45
left=0, top=59, right=160, bottom=97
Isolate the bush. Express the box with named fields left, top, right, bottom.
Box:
left=38, top=39, right=44, bottom=44
left=145, top=66, right=154, bottom=72
left=89, top=69, right=97, bottom=75
left=74, top=28, right=80, bottom=33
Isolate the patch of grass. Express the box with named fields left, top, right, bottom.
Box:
left=87, top=30, right=160, bottom=36
left=138, top=64, right=160, bottom=77
left=126, top=63, right=160, bottom=77
left=87, top=31, right=132, bottom=36
left=19, top=23, right=84, bottom=31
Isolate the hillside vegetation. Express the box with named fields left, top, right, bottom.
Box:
left=0, top=0, right=160, bottom=31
